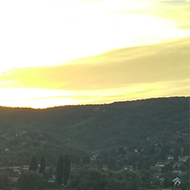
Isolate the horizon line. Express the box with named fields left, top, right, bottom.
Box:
left=0, top=96, right=188, bottom=110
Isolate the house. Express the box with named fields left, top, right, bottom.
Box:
left=150, top=162, right=165, bottom=172
left=10, top=166, right=21, bottom=173
left=172, top=177, right=181, bottom=186
left=90, top=151, right=100, bottom=161
left=123, top=165, right=133, bottom=171
left=179, top=155, right=189, bottom=163
left=155, top=162, right=165, bottom=167
left=9, top=165, right=29, bottom=173
left=90, top=155, right=97, bottom=161
left=167, top=155, right=174, bottom=162
left=172, top=170, right=182, bottom=176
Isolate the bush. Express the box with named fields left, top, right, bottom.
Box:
left=70, top=164, right=109, bottom=190
left=0, top=171, right=10, bottom=189
left=18, top=170, right=44, bottom=190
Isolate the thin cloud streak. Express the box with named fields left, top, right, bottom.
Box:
left=1, top=38, right=189, bottom=90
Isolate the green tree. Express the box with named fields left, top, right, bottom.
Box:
left=44, top=166, right=53, bottom=180
left=82, top=155, right=91, bottom=165
left=0, top=171, right=10, bottom=189
left=56, top=155, right=64, bottom=186
left=63, top=154, right=71, bottom=186
left=181, top=170, right=190, bottom=190
left=70, top=164, right=109, bottom=190
left=29, top=156, right=38, bottom=171
left=18, top=171, right=43, bottom=190
left=162, top=173, right=174, bottom=188
left=107, top=171, right=142, bottom=190
left=39, top=156, right=46, bottom=175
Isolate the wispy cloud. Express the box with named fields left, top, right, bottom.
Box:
left=0, top=38, right=189, bottom=107
left=160, top=0, right=188, bottom=5
left=0, top=0, right=189, bottom=74
left=0, top=0, right=189, bottom=107
left=1, top=38, right=189, bottom=90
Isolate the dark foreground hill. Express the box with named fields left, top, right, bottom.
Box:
left=0, top=97, right=189, bottom=167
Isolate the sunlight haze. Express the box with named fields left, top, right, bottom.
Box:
left=0, top=0, right=189, bottom=108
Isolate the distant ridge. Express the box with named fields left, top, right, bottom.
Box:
left=0, top=96, right=189, bottom=110
left=0, top=97, right=189, bottom=166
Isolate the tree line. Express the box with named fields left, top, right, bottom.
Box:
left=0, top=156, right=189, bottom=190
left=0, top=154, right=71, bottom=190
left=19, top=154, right=70, bottom=190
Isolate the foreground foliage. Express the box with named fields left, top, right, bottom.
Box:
left=0, top=171, right=10, bottom=189
left=18, top=171, right=44, bottom=190
left=69, top=163, right=189, bottom=190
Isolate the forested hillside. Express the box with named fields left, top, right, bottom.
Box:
left=0, top=97, right=189, bottom=167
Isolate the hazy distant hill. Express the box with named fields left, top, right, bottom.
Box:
left=0, top=97, right=189, bottom=166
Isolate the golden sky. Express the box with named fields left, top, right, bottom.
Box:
left=0, top=0, right=189, bottom=108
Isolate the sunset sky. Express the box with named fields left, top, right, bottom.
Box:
left=0, top=0, right=189, bottom=108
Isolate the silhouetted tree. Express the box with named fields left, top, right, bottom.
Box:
left=39, top=156, right=46, bottom=175
left=0, top=171, right=10, bottom=189
left=70, top=164, right=109, bottom=190
left=29, top=156, right=38, bottom=171
left=82, top=155, right=90, bottom=165
left=56, top=155, right=64, bottom=186
left=63, top=154, right=71, bottom=186
left=18, top=171, right=42, bottom=190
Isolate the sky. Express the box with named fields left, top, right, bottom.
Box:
left=0, top=0, right=189, bottom=108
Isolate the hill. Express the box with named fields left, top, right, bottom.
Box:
left=0, top=97, right=189, bottom=168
